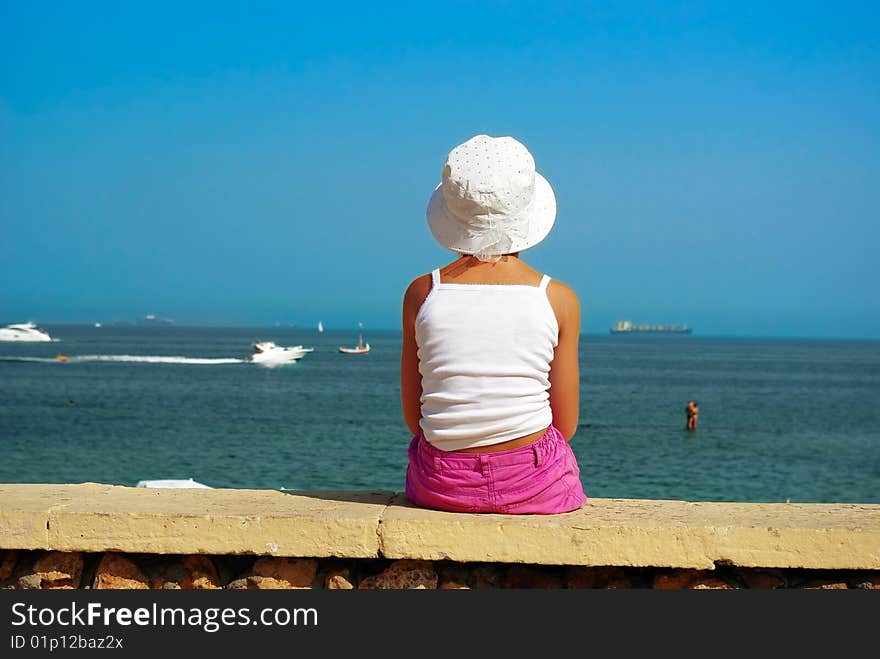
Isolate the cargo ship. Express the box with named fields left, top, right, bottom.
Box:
left=610, top=320, right=692, bottom=335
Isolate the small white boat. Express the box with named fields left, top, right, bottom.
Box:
left=0, top=321, right=53, bottom=342
left=250, top=341, right=314, bottom=365
left=339, top=334, right=370, bottom=354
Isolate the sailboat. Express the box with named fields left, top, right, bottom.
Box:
left=339, top=335, right=369, bottom=354
left=317, top=320, right=324, bottom=333
left=339, top=328, right=370, bottom=354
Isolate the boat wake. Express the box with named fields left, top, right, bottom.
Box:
left=0, top=355, right=246, bottom=365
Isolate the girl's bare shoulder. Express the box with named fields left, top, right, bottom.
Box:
left=547, top=277, right=580, bottom=303
left=403, top=272, right=433, bottom=311
left=546, top=278, right=581, bottom=323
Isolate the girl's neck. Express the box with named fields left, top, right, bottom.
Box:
left=456, top=253, right=521, bottom=267
left=442, top=253, right=541, bottom=286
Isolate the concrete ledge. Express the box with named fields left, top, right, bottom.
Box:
left=1, top=484, right=878, bottom=570
left=382, top=496, right=880, bottom=569
left=0, top=484, right=390, bottom=558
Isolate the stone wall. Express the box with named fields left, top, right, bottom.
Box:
left=3, top=550, right=878, bottom=590
left=2, top=484, right=879, bottom=590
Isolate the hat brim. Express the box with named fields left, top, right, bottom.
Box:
left=426, top=173, right=556, bottom=255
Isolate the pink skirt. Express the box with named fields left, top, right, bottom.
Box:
left=405, top=425, right=587, bottom=514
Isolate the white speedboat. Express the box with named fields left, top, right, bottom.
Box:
left=250, top=341, right=314, bottom=365
left=0, top=321, right=53, bottom=342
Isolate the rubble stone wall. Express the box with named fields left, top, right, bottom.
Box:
left=3, top=550, right=878, bottom=590
left=2, top=484, right=878, bottom=589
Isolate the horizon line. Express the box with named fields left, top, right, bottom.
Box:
left=9, top=321, right=879, bottom=342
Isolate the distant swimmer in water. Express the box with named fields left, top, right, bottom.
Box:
left=685, top=400, right=699, bottom=431
left=66, top=399, right=77, bottom=407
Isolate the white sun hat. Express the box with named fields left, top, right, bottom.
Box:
left=426, top=134, right=557, bottom=262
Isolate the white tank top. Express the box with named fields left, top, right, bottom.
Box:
left=415, top=268, right=559, bottom=451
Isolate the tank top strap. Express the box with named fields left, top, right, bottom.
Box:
left=538, top=274, right=552, bottom=291
left=431, top=268, right=441, bottom=288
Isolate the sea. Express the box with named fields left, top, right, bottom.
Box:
left=1, top=324, right=878, bottom=504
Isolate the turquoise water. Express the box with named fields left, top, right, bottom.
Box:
left=1, top=324, right=878, bottom=503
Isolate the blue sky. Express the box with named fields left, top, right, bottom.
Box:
left=2, top=1, right=878, bottom=338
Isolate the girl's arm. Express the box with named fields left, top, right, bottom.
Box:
left=546, top=280, right=581, bottom=441
left=400, top=274, right=431, bottom=435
